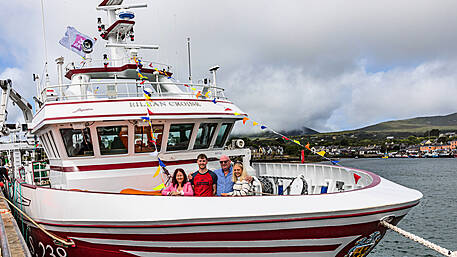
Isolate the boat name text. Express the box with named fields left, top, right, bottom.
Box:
left=130, top=101, right=202, bottom=108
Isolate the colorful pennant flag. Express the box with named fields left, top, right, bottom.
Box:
left=158, top=158, right=166, bottom=168
left=196, top=91, right=202, bottom=98
left=234, top=112, right=241, bottom=116
left=141, top=116, right=150, bottom=121
left=153, top=183, right=165, bottom=191
left=153, top=166, right=161, bottom=177
left=293, top=139, right=300, bottom=145
left=317, top=151, right=326, bottom=157
left=147, top=109, right=153, bottom=115
left=305, top=143, right=311, bottom=150
left=242, top=117, right=249, bottom=124
left=225, top=108, right=232, bottom=111
left=260, top=125, right=267, bottom=130
left=253, top=122, right=259, bottom=126
left=212, top=98, right=217, bottom=104
left=353, top=173, right=361, bottom=184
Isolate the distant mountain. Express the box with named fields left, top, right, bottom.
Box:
left=281, top=126, right=319, bottom=136
left=354, top=112, right=457, bottom=134
left=234, top=126, right=319, bottom=138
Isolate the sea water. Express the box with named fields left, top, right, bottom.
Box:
left=340, top=158, right=457, bottom=257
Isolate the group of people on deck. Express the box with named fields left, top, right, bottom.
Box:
left=161, top=154, right=254, bottom=197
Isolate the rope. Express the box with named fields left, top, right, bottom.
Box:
left=0, top=195, right=75, bottom=247
left=380, top=220, right=457, bottom=257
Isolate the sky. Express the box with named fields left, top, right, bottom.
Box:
left=2, top=0, right=457, bottom=133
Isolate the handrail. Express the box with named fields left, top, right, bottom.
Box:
left=39, top=80, right=227, bottom=103
left=73, top=57, right=172, bottom=71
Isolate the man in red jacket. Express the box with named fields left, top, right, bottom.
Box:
left=190, top=154, right=218, bottom=196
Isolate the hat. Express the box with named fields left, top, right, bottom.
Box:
left=220, top=155, right=230, bottom=162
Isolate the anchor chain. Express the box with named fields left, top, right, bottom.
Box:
left=380, top=220, right=457, bottom=257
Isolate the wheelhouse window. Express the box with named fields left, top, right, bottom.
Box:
left=97, top=126, right=128, bottom=155
left=215, top=123, right=233, bottom=148
left=194, top=123, right=218, bottom=149
left=60, top=128, right=94, bottom=157
left=167, top=124, right=194, bottom=151
left=135, top=125, right=163, bottom=153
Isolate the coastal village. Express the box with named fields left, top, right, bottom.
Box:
left=240, top=131, right=457, bottom=160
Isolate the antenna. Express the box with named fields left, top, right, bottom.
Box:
left=40, top=0, right=49, bottom=78
left=187, top=37, right=192, bottom=83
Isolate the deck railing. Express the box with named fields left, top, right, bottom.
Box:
left=39, top=80, right=227, bottom=103
left=69, top=57, right=172, bottom=72
left=252, top=163, right=372, bottom=194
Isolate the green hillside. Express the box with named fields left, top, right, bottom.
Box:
left=356, top=112, right=457, bottom=133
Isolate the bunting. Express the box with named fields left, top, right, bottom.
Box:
left=305, top=143, right=311, bottom=150
left=158, top=158, right=166, bottom=168
left=153, top=183, right=165, bottom=191
left=153, top=166, right=161, bottom=177
left=317, top=151, right=326, bottom=157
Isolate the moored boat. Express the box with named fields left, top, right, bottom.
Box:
left=1, top=1, right=422, bottom=256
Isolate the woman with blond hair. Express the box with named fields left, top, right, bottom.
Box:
left=222, top=162, right=253, bottom=196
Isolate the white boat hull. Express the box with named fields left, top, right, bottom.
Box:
left=6, top=166, right=421, bottom=257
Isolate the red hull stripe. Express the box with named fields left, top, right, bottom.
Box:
left=76, top=241, right=340, bottom=254
left=56, top=221, right=380, bottom=242
left=32, top=112, right=244, bottom=131
left=50, top=158, right=218, bottom=172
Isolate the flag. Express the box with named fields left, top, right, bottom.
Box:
left=153, top=183, right=165, bottom=191
left=212, top=98, right=217, bottom=104
left=293, top=139, right=300, bottom=145
left=141, top=116, right=150, bottom=120
left=143, top=89, right=151, bottom=96
left=59, top=26, right=96, bottom=58
left=305, top=143, right=311, bottom=150
left=353, top=173, right=361, bottom=184
left=153, top=166, right=161, bottom=177
left=331, top=160, right=340, bottom=165
left=317, top=151, right=326, bottom=157
left=158, top=158, right=166, bottom=168
left=147, top=109, right=153, bottom=115
left=260, top=125, right=267, bottom=130
left=224, top=108, right=232, bottom=111
left=242, top=117, right=249, bottom=124
left=253, top=122, right=259, bottom=126
left=196, top=91, right=202, bottom=98
left=234, top=112, right=241, bottom=116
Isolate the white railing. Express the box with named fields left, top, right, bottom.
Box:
left=39, top=80, right=227, bottom=103
left=67, top=56, right=172, bottom=72
left=252, top=163, right=372, bottom=194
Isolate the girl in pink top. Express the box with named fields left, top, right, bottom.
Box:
left=162, top=168, right=194, bottom=196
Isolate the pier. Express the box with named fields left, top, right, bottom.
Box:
left=0, top=190, right=30, bottom=257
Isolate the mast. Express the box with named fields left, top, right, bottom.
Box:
left=97, top=1, right=157, bottom=67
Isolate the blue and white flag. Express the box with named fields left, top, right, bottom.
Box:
left=59, top=26, right=96, bottom=58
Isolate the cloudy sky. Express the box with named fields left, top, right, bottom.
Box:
left=1, top=0, right=457, bottom=133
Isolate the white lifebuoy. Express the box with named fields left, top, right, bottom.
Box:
left=235, top=139, right=245, bottom=148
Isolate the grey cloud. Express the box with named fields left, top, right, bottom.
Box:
left=2, top=0, right=457, bottom=132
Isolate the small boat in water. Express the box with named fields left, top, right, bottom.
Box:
left=2, top=1, right=422, bottom=256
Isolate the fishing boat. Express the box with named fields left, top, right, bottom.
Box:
left=1, top=1, right=422, bottom=256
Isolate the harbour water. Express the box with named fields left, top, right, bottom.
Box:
left=339, top=158, right=457, bottom=257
